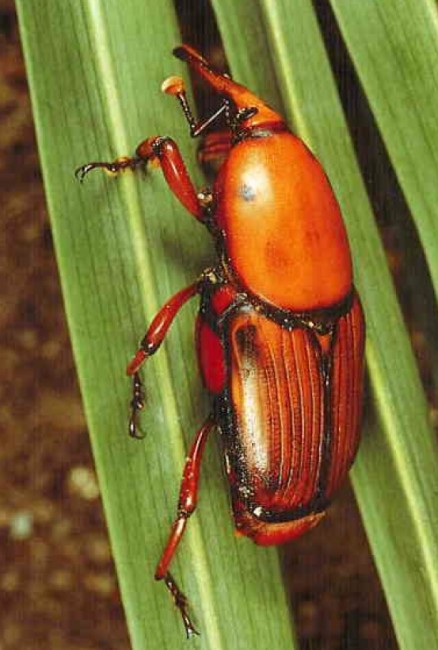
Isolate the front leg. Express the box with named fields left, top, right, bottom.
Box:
left=75, top=136, right=205, bottom=221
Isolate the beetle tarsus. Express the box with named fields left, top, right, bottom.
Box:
left=74, top=157, right=143, bottom=182
left=128, top=372, right=146, bottom=439
left=163, top=572, right=199, bottom=638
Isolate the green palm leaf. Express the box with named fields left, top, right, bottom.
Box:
left=17, top=0, right=438, bottom=648
left=16, top=1, right=297, bottom=649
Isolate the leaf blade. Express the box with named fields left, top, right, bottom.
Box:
left=329, top=0, right=438, bottom=300
left=16, top=1, right=297, bottom=649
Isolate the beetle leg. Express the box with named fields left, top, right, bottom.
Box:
left=126, top=281, right=199, bottom=375
left=74, top=156, right=143, bottom=182
left=136, top=136, right=204, bottom=219
left=126, top=281, right=199, bottom=438
left=155, top=415, right=215, bottom=637
left=76, top=136, right=205, bottom=221
left=128, top=372, right=146, bottom=439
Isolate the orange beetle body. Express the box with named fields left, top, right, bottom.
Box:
left=182, top=44, right=365, bottom=547
left=77, top=44, right=365, bottom=636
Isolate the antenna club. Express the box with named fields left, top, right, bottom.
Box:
left=162, top=75, right=186, bottom=97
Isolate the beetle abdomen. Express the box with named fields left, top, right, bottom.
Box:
left=215, top=293, right=365, bottom=545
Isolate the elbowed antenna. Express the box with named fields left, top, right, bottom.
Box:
left=173, top=44, right=284, bottom=129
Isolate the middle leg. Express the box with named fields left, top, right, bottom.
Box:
left=127, top=281, right=199, bottom=438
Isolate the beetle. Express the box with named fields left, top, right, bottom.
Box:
left=76, top=45, right=365, bottom=637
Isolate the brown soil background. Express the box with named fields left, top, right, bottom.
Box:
left=1, top=0, right=424, bottom=648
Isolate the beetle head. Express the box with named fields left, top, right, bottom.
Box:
left=173, top=45, right=285, bottom=131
